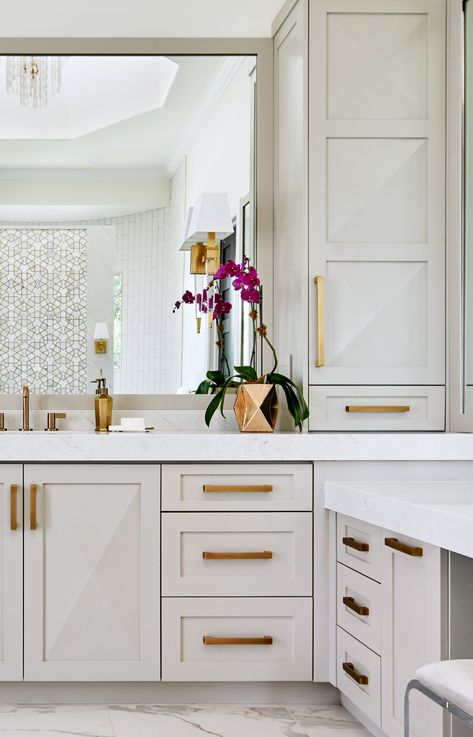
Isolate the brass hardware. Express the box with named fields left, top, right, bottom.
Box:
left=30, top=484, right=37, bottom=531
left=203, top=636, right=273, bottom=646
left=342, top=536, right=369, bottom=552
left=94, top=339, right=107, bottom=354
left=343, top=661, right=369, bottom=685
left=21, top=385, right=32, bottom=431
left=202, top=551, right=273, bottom=560
left=203, top=484, right=273, bottom=493
left=314, top=276, right=325, bottom=367
left=45, top=412, right=66, bottom=432
left=190, top=235, right=220, bottom=276
left=10, top=484, right=18, bottom=531
left=343, top=596, right=370, bottom=616
left=0, top=412, right=5, bottom=431
left=384, top=537, right=423, bottom=557
left=345, top=405, right=410, bottom=413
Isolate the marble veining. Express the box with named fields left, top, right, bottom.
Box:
left=0, top=704, right=370, bottom=737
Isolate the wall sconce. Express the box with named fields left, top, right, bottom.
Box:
left=183, top=193, right=234, bottom=275
left=94, top=322, right=110, bottom=354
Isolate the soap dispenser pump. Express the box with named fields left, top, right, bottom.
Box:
left=91, top=374, right=113, bottom=433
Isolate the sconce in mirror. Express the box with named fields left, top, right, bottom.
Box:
left=184, top=193, right=233, bottom=275
left=94, top=322, right=110, bottom=354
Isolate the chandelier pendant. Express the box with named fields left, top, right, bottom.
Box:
left=3, top=56, right=65, bottom=108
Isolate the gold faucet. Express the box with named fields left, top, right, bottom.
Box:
left=22, top=385, right=31, bottom=432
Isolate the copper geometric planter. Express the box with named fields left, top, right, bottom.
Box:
left=234, top=383, right=278, bottom=433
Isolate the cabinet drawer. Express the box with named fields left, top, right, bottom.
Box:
left=162, top=597, right=312, bottom=681
left=337, top=627, right=381, bottom=727
left=337, top=514, right=382, bottom=583
left=162, top=464, right=312, bottom=511
left=162, top=512, right=312, bottom=597
left=309, top=386, right=445, bottom=431
left=337, top=564, right=381, bottom=655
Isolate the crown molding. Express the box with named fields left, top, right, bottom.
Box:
left=165, top=56, right=245, bottom=178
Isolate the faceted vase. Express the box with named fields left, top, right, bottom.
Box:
left=234, top=383, right=278, bottom=433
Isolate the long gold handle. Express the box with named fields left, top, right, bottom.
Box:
left=202, top=551, right=273, bottom=560
left=342, top=536, right=369, bottom=552
left=30, top=484, right=37, bottom=531
left=314, top=276, right=325, bottom=367
left=345, top=405, right=410, bottom=413
left=203, top=484, right=273, bottom=493
left=203, top=636, right=273, bottom=646
left=10, top=485, right=18, bottom=531
left=343, top=661, right=369, bottom=685
left=343, top=596, right=370, bottom=616
left=385, top=537, right=423, bottom=557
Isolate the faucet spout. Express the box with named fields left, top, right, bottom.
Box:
left=22, top=385, right=30, bottom=432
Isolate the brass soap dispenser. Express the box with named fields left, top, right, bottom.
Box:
left=91, top=375, right=113, bottom=433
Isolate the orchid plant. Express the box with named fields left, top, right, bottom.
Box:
left=173, top=257, right=309, bottom=431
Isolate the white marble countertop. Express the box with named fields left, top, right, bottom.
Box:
left=325, top=479, right=473, bottom=558
left=0, top=430, right=473, bottom=462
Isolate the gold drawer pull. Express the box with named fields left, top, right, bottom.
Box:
left=342, top=536, right=369, bottom=552
left=10, top=485, right=18, bottom=531
left=203, top=484, right=273, bottom=493
left=343, top=596, right=370, bottom=616
left=314, top=275, right=325, bottom=367
left=343, top=661, right=369, bottom=685
left=203, top=636, right=273, bottom=646
left=202, top=551, right=273, bottom=560
left=384, top=537, right=423, bottom=557
left=30, top=484, right=37, bottom=531
left=345, top=405, right=410, bottom=413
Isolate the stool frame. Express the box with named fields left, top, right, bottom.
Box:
left=405, top=679, right=473, bottom=736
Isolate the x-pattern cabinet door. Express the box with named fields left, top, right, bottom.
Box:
left=23, top=464, right=160, bottom=681
left=0, top=465, right=23, bottom=681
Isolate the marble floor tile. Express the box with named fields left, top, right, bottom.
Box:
left=0, top=704, right=113, bottom=737
left=287, top=705, right=371, bottom=736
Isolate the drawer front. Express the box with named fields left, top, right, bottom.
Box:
left=162, top=597, right=313, bottom=681
left=337, top=627, right=381, bottom=727
left=162, top=464, right=312, bottom=511
left=309, top=386, right=445, bottom=431
left=337, top=563, right=381, bottom=655
left=337, top=514, right=382, bottom=583
left=162, top=512, right=312, bottom=597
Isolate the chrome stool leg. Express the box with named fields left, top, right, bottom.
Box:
left=404, top=678, right=473, bottom=735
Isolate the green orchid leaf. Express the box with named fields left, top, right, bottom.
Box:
left=206, top=370, right=226, bottom=384
left=196, top=379, right=212, bottom=394
left=234, top=365, right=258, bottom=382
left=204, top=389, right=225, bottom=426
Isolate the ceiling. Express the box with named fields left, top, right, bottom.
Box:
left=0, top=55, right=229, bottom=171
left=0, top=0, right=286, bottom=37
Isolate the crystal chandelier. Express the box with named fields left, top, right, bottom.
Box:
left=3, top=56, right=65, bottom=108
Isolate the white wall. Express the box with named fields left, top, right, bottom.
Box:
left=0, top=0, right=285, bottom=37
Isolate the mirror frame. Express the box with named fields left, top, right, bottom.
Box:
left=0, top=37, right=274, bottom=407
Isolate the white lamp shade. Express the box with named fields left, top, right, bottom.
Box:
left=178, top=206, right=194, bottom=251
left=93, top=322, right=110, bottom=340
left=186, top=193, right=233, bottom=242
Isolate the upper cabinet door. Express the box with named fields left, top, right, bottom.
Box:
left=23, top=464, right=160, bottom=681
left=309, top=0, right=446, bottom=385
left=0, top=465, right=23, bottom=681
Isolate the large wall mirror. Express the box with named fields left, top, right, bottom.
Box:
left=0, top=44, right=271, bottom=398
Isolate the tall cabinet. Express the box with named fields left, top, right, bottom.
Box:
left=274, top=0, right=447, bottom=431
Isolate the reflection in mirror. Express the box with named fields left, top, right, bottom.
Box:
left=0, top=54, right=256, bottom=394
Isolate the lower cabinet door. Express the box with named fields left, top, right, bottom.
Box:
left=23, top=464, right=160, bottom=681
left=0, top=465, right=23, bottom=681
left=381, top=530, right=444, bottom=737
left=337, top=627, right=381, bottom=727
left=162, top=597, right=313, bottom=681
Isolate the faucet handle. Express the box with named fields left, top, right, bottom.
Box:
left=45, top=412, right=66, bottom=432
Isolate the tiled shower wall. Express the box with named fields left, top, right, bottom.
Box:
left=1, top=209, right=182, bottom=394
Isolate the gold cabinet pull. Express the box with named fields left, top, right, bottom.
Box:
left=343, top=596, right=370, bottom=616
left=30, top=484, right=37, bottom=531
left=202, top=551, right=273, bottom=560
left=345, top=405, right=410, bottom=413
left=203, top=636, right=273, bottom=646
left=342, top=536, right=369, bottom=552
left=203, top=484, right=273, bottom=493
left=384, top=537, right=423, bottom=557
left=343, top=661, right=369, bottom=685
left=314, top=276, right=325, bottom=367
left=10, top=484, right=18, bottom=531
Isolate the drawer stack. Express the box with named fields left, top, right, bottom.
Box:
left=336, top=514, right=382, bottom=726
left=161, top=464, right=313, bottom=681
